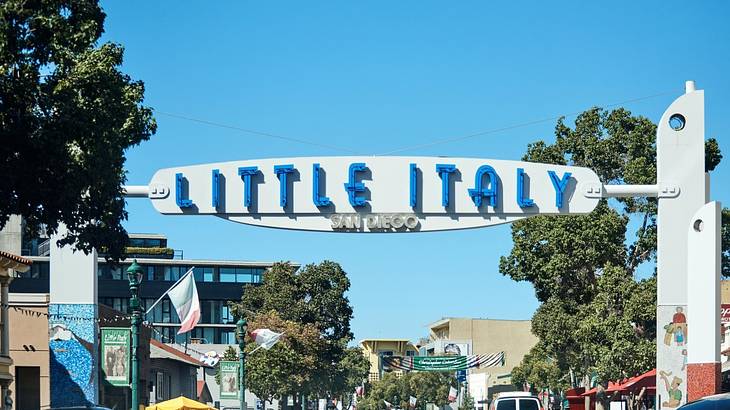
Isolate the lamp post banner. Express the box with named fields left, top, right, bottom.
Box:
left=100, top=327, right=130, bottom=387
left=220, top=361, right=240, bottom=400
left=147, top=157, right=601, bottom=232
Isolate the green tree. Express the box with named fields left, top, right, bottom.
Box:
left=0, top=0, right=156, bottom=260
left=331, top=347, right=371, bottom=400
left=357, top=372, right=456, bottom=410
left=458, top=391, right=475, bottom=410
left=230, top=261, right=360, bottom=402
left=501, top=107, right=726, bottom=391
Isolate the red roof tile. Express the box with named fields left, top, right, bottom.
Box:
left=0, top=251, right=32, bottom=267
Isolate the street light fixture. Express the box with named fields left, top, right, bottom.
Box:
left=127, top=260, right=144, bottom=410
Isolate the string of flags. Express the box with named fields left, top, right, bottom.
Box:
left=11, top=306, right=132, bottom=324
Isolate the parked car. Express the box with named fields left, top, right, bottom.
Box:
left=489, top=392, right=542, bottom=410
left=677, top=393, right=730, bottom=410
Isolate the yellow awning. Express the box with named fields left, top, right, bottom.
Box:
left=145, top=396, right=216, bottom=410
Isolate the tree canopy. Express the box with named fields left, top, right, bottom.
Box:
left=502, top=107, right=726, bottom=392
left=357, top=371, right=456, bottom=410
left=230, top=261, right=367, bottom=402
left=1, top=0, right=156, bottom=260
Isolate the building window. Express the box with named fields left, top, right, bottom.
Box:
left=156, top=371, right=170, bottom=400
left=220, top=267, right=264, bottom=283
left=220, top=330, right=236, bottom=344
left=406, top=350, right=416, bottom=357
left=193, top=267, right=215, bottom=282
left=161, top=299, right=171, bottom=323
left=19, top=262, right=49, bottom=279
left=221, top=305, right=234, bottom=324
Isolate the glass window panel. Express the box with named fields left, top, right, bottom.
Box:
left=495, top=400, right=516, bottom=410
left=162, top=300, right=171, bottom=323
left=518, top=400, right=539, bottom=410
left=129, top=238, right=144, bottom=247
left=111, top=266, right=122, bottom=280
left=214, top=301, right=220, bottom=323
left=193, top=267, right=203, bottom=282
left=220, top=268, right=235, bottom=283
left=153, top=266, right=163, bottom=281
left=203, top=267, right=214, bottom=282
left=203, top=327, right=214, bottom=344
left=146, top=239, right=161, bottom=247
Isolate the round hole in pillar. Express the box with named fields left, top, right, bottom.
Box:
left=669, top=113, right=686, bottom=131
left=693, top=219, right=704, bottom=232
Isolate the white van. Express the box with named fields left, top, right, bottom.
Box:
left=489, top=392, right=543, bottom=410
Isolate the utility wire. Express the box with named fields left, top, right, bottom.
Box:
left=155, top=90, right=674, bottom=158
left=154, top=110, right=360, bottom=154
left=373, top=90, right=675, bottom=156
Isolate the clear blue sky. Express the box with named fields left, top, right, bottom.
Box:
left=101, top=1, right=730, bottom=343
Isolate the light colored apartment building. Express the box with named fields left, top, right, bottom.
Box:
left=360, top=338, right=419, bottom=382
left=422, top=317, right=537, bottom=405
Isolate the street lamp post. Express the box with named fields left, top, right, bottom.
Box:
left=127, top=260, right=144, bottom=410
left=236, top=318, right=247, bottom=410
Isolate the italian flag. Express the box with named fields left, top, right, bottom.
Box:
left=167, top=270, right=201, bottom=334
left=250, top=328, right=283, bottom=349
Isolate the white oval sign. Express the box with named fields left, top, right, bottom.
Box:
left=147, top=156, right=601, bottom=232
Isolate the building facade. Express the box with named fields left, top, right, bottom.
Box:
left=0, top=251, right=32, bottom=408
left=13, top=231, right=291, bottom=346
left=359, top=338, right=419, bottom=382
left=149, top=338, right=210, bottom=405
left=422, top=317, right=537, bottom=408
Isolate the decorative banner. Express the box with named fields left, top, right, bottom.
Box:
left=146, top=157, right=601, bottom=232
left=219, top=361, right=239, bottom=399
left=382, top=352, right=504, bottom=372
left=101, top=327, right=130, bottom=387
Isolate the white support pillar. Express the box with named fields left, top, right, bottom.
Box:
left=48, top=224, right=99, bottom=406
left=655, top=84, right=707, bottom=408
left=686, top=201, right=722, bottom=399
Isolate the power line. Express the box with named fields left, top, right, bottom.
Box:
left=154, top=110, right=361, bottom=154
left=373, top=91, right=675, bottom=156
left=155, top=90, right=675, bottom=158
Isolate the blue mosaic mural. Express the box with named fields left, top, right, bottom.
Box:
left=49, top=303, right=99, bottom=407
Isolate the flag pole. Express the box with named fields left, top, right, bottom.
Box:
left=144, top=266, right=195, bottom=316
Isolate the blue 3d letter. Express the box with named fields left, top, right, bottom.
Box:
left=211, top=169, right=221, bottom=209
left=274, top=165, right=296, bottom=208
left=548, top=170, right=572, bottom=208
left=435, top=164, right=457, bottom=207
left=409, top=163, right=418, bottom=208
left=516, top=168, right=534, bottom=208
left=312, top=163, right=331, bottom=207
left=468, top=165, right=499, bottom=208
left=237, top=166, right=259, bottom=208
left=175, top=172, right=194, bottom=208
left=344, top=163, right=368, bottom=207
